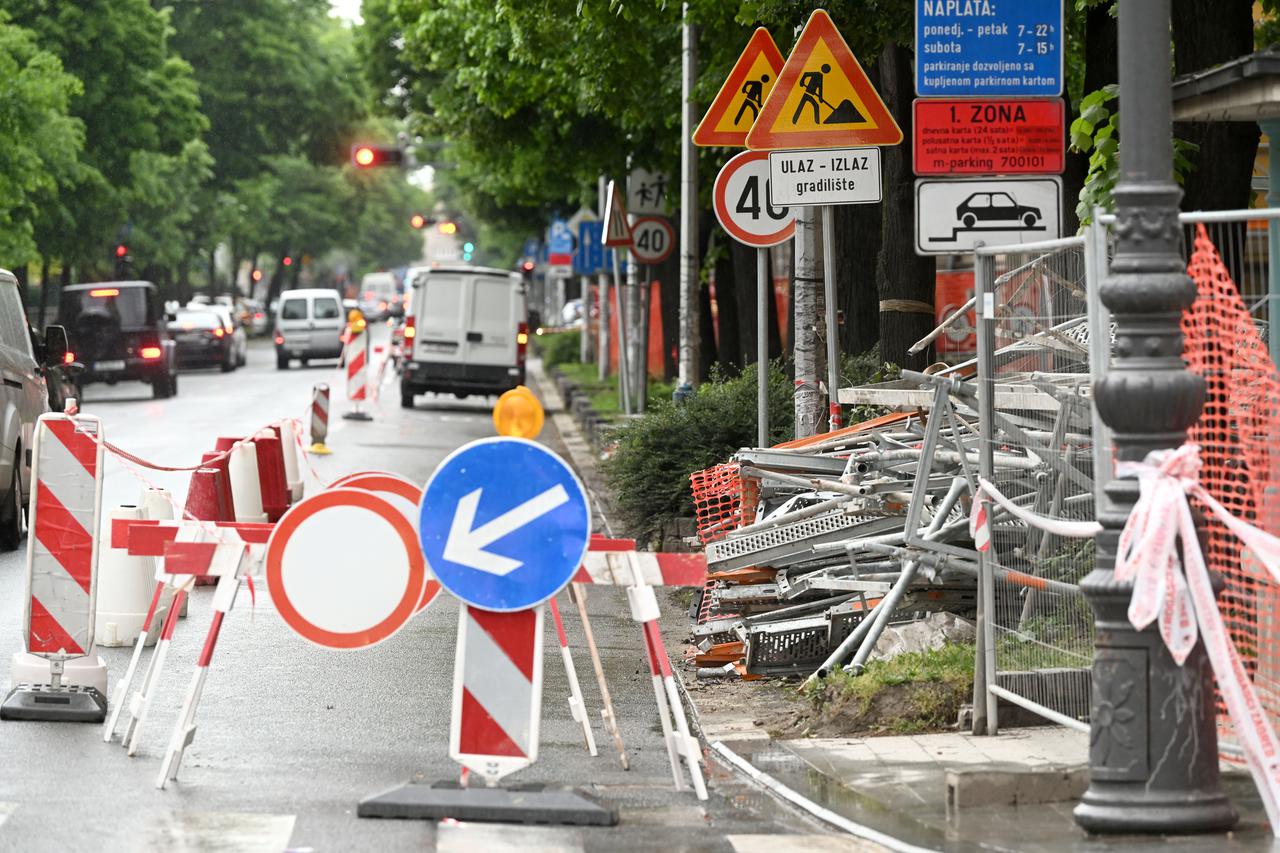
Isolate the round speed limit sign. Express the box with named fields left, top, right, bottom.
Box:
left=630, top=216, right=676, bottom=264
left=713, top=150, right=796, bottom=247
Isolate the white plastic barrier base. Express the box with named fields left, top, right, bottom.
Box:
left=95, top=506, right=158, bottom=648
left=9, top=652, right=107, bottom=695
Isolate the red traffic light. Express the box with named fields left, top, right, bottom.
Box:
left=521, top=260, right=535, bottom=272
left=114, top=244, right=128, bottom=258
left=350, top=144, right=404, bottom=168
left=282, top=256, right=293, bottom=267
left=410, top=214, right=427, bottom=229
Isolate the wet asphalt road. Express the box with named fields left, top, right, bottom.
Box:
left=0, top=332, right=838, bottom=852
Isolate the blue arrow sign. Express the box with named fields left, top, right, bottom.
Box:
left=915, top=0, right=1063, bottom=97
left=575, top=221, right=603, bottom=275
left=418, top=437, right=591, bottom=611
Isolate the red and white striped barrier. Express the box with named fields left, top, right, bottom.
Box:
left=26, top=414, right=104, bottom=658
left=548, top=597, right=596, bottom=756
left=450, top=605, right=543, bottom=784
left=309, top=383, right=332, bottom=453
left=572, top=541, right=706, bottom=587
left=344, top=328, right=372, bottom=421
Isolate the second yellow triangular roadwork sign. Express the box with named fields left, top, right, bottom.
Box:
left=693, top=28, right=785, bottom=148
left=746, top=9, right=902, bottom=150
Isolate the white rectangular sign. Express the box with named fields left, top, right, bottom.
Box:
left=767, top=147, right=882, bottom=207
left=915, top=177, right=1062, bottom=255
left=627, top=168, right=670, bottom=215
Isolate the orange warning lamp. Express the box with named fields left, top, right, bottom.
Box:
left=347, top=309, right=367, bottom=335
left=492, top=386, right=544, bottom=439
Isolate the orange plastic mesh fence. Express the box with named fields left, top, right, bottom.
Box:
left=689, top=461, right=760, bottom=624
left=1182, top=223, right=1280, bottom=751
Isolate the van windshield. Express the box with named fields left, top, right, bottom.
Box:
left=60, top=286, right=152, bottom=329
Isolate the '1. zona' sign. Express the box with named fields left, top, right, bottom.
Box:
left=767, top=147, right=882, bottom=207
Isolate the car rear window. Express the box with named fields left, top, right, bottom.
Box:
left=280, top=299, right=307, bottom=320
left=174, top=311, right=220, bottom=330
left=314, top=297, right=340, bottom=319
left=61, top=286, right=153, bottom=328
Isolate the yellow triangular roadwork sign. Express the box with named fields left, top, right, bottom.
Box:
left=693, top=28, right=786, bottom=148
left=602, top=180, right=632, bottom=247
left=746, top=9, right=902, bottom=150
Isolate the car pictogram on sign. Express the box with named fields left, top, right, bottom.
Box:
left=955, top=192, right=1041, bottom=230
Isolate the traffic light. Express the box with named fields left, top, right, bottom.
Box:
left=521, top=260, right=535, bottom=272
left=437, top=221, right=457, bottom=235
left=114, top=244, right=128, bottom=259
left=350, top=144, right=404, bottom=168
left=251, top=269, right=263, bottom=282
left=463, top=241, right=475, bottom=253
left=410, top=214, right=428, bottom=229
left=282, top=256, right=293, bottom=267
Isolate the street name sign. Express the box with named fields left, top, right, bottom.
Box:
left=914, top=176, right=1061, bottom=255
left=693, top=28, right=786, bottom=148
left=627, top=168, right=670, bottom=215
left=713, top=150, right=796, bottom=247
left=747, top=9, right=901, bottom=150
left=630, top=217, right=676, bottom=265
left=417, top=437, right=590, bottom=612
left=915, top=0, right=1064, bottom=97
left=913, top=99, right=1064, bottom=175
left=266, top=489, right=427, bottom=649
left=768, top=147, right=882, bottom=207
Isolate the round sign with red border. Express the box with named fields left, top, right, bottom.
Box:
left=713, top=150, right=795, bottom=247
left=630, top=216, right=676, bottom=265
left=328, top=471, right=440, bottom=612
left=267, top=488, right=426, bottom=649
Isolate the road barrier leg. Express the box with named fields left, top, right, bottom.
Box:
left=124, top=585, right=188, bottom=756
left=103, top=581, right=164, bottom=742
left=548, top=597, right=596, bottom=756
left=567, top=583, right=629, bottom=769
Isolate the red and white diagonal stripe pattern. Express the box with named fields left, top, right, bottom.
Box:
left=27, top=414, right=102, bottom=657
left=451, top=606, right=542, bottom=781
left=346, top=330, right=368, bottom=402
left=111, top=518, right=270, bottom=575
left=310, top=383, right=329, bottom=440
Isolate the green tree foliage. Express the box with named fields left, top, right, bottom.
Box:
left=0, top=15, right=83, bottom=264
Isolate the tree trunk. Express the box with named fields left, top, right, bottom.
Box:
left=37, top=259, right=50, bottom=328
left=834, top=202, right=881, bottom=356
left=769, top=246, right=785, bottom=361
left=876, top=42, right=936, bottom=371
left=730, top=239, right=758, bottom=367
left=793, top=206, right=825, bottom=439
left=1172, top=0, right=1258, bottom=213
left=657, top=244, right=680, bottom=381
left=713, top=243, right=742, bottom=371
left=698, top=281, right=716, bottom=381
left=1062, top=4, right=1118, bottom=234
left=13, top=264, right=28, bottom=311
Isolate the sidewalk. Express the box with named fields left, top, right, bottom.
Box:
left=530, top=359, right=1277, bottom=852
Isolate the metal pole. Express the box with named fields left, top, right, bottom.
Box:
left=1075, top=0, right=1236, bottom=833
left=677, top=4, right=700, bottom=390
left=637, top=266, right=651, bottom=413
left=821, top=205, right=841, bottom=431
left=613, top=249, right=632, bottom=415
left=792, top=207, right=823, bottom=439
left=579, top=275, right=591, bottom=364
left=757, top=247, right=769, bottom=447
left=1264, top=119, right=1280, bottom=369
left=598, top=271, right=610, bottom=382
left=974, top=249, right=997, bottom=736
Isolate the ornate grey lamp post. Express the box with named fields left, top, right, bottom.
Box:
left=1074, top=0, right=1238, bottom=833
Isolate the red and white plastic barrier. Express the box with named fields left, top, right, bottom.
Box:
left=309, top=383, right=331, bottom=452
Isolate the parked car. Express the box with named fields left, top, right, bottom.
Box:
left=188, top=302, right=247, bottom=368
left=172, top=309, right=239, bottom=371
left=400, top=265, right=527, bottom=407
left=0, top=269, right=68, bottom=548
left=58, top=281, right=178, bottom=399
left=274, top=288, right=346, bottom=369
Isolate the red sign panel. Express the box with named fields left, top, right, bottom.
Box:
left=913, top=99, right=1065, bottom=176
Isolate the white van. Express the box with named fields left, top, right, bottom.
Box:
left=273, top=288, right=346, bottom=370
left=359, top=271, right=400, bottom=319
left=401, top=265, right=527, bottom=406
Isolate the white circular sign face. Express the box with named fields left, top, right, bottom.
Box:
left=713, top=150, right=796, bottom=247
left=630, top=216, right=676, bottom=264
left=266, top=489, right=426, bottom=649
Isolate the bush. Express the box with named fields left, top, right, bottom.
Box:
left=535, top=330, right=580, bottom=369
left=604, top=361, right=793, bottom=546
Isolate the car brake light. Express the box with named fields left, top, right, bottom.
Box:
left=274, top=335, right=284, bottom=345
left=403, top=317, right=415, bottom=357
left=255, top=312, right=264, bottom=320
left=63, top=351, right=75, bottom=365
left=140, top=346, right=162, bottom=360
left=89, top=288, right=119, bottom=298
left=213, top=327, right=225, bottom=338
left=516, top=322, right=528, bottom=365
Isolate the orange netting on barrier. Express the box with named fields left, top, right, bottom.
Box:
left=1182, top=223, right=1280, bottom=748
left=689, top=461, right=759, bottom=545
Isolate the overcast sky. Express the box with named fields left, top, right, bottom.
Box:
left=330, top=0, right=361, bottom=23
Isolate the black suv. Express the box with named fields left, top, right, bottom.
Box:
left=59, top=281, right=178, bottom=399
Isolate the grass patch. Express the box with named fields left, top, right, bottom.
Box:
left=802, top=644, right=976, bottom=736
left=554, top=360, right=674, bottom=421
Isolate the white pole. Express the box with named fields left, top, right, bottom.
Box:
left=678, top=5, right=699, bottom=389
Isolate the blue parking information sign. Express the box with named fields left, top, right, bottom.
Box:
left=916, top=0, right=1063, bottom=98
left=418, top=437, right=591, bottom=612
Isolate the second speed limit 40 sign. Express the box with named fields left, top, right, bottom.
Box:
left=713, top=150, right=796, bottom=247
left=630, top=216, right=676, bottom=264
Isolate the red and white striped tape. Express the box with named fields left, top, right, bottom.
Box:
left=346, top=329, right=368, bottom=402
left=25, top=414, right=104, bottom=658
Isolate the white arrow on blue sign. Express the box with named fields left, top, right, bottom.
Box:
left=418, top=437, right=591, bottom=611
